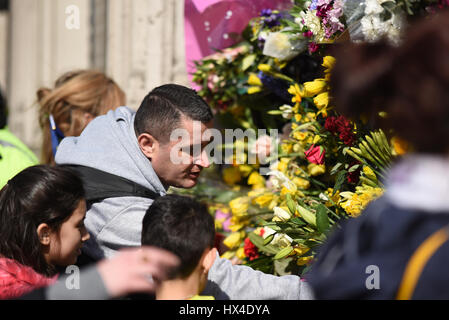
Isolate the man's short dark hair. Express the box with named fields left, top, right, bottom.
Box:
left=0, top=89, right=6, bottom=129
left=141, top=194, right=215, bottom=279
left=134, top=84, right=213, bottom=143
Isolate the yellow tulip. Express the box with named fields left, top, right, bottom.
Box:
left=223, top=232, right=242, bottom=249
left=322, top=56, right=336, bottom=71
left=313, top=92, right=329, bottom=110
left=303, top=79, right=327, bottom=97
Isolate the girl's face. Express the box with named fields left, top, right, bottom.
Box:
left=47, top=199, right=90, bottom=267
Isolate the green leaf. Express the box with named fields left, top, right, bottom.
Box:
left=241, top=54, right=257, bottom=72
left=290, top=217, right=306, bottom=226
left=316, top=205, right=330, bottom=234
left=330, top=163, right=343, bottom=175
left=263, top=234, right=275, bottom=245
left=273, top=246, right=294, bottom=260
left=286, top=193, right=296, bottom=215
left=248, top=233, right=279, bottom=255
left=333, top=170, right=347, bottom=196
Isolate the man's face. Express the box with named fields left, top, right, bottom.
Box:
left=151, top=116, right=213, bottom=189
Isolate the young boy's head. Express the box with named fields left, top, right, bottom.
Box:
left=141, top=194, right=216, bottom=297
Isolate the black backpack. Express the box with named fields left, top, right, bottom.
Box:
left=62, top=165, right=161, bottom=206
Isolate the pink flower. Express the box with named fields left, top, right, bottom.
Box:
left=308, top=42, right=319, bottom=53
left=215, top=210, right=231, bottom=232
left=305, top=145, right=325, bottom=165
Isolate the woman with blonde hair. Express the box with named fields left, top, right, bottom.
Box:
left=37, top=70, right=126, bottom=164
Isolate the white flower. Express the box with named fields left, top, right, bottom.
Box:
left=279, top=104, right=294, bottom=119
left=301, top=10, right=325, bottom=41
left=273, top=206, right=292, bottom=221
left=272, top=233, right=293, bottom=248
left=364, top=0, right=384, bottom=15
left=262, top=226, right=277, bottom=239
left=267, top=170, right=296, bottom=191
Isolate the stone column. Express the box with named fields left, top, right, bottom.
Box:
left=7, top=0, right=91, bottom=154
left=106, top=0, right=188, bottom=110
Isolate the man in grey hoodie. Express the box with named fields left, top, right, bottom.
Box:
left=55, top=84, right=313, bottom=300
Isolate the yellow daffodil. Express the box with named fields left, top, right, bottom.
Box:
left=294, top=245, right=310, bottom=256
left=281, top=143, right=293, bottom=155
left=248, top=73, right=262, bottom=86
left=391, top=136, right=410, bottom=155
left=236, top=247, right=246, bottom=260
left=297, top=256, right=313, bottom=266
left=229, top=197, right=250, bottom=216
left=294, top=114, right=302, bottom=122
left=223, top=231, right=243, bottom=249
left=222, top=166, right=242, bottom=185
left=303, top=79, right=328, bottom=97
left=253, top=193, right=275, bottom=208
left=221, top=251, right=235, bottom=260
left=248, top=86, right=262, bottom=94
left=277, top=157, right=291, bottom=173
left=293, top=177, right=310, bottom=190
left=288, top=83, right=303, bottom=106
left=313, top=91, right=329, bottom=113
left=248, top=171, right=266, bottom=190
left=258, top=64, right=272, bottom=72
left=238, top=164, right=254, bottom=178
left=308, top=163, right=326, bottom=176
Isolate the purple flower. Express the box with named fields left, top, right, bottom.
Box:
left=309, top=0, right=319, bottom=10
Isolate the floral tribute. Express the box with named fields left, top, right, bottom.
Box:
left=180, top=0, right=445, bottom=276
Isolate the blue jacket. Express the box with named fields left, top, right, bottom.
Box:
left=306, top=196, right=449, bottom=299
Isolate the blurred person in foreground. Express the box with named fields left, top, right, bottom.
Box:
left=0, top=89, right=38, bottom=188
left=306, top=9, right=449, bottom=299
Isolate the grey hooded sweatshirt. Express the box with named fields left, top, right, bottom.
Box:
left=55, top=107, right=313, bottom=300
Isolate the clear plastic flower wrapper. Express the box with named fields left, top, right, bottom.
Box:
left=263, top=31, right=308, bottom=61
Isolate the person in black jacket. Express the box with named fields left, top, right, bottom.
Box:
left=305, top=9, right=449, bottom=299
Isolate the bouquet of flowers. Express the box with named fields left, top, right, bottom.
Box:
left=187, top=0, right=446, bottom=276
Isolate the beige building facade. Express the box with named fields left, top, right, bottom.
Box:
left=1, top=0, right=188, bottom=155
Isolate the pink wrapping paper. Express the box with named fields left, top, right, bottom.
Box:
left=184, top=0, right=293, bottom=87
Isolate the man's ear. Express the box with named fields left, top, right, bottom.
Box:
left=137, top=133, right=159, bottom=159
left=201, top=247, right=217, bottom=273
left=37, top=223, right=51, bottom=246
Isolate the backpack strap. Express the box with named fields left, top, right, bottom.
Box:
left=63, top=165, right=161, bottom=204
left=396, top=225, right=449, bottom=300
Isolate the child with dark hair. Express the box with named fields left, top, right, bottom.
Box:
left=142, top=194, right=217, bottom=300
left=0, top=165, right=180, bottom=300
left=0, top=165, right=89, bottom=299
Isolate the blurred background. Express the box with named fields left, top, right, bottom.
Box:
left=0, top=0, right=188, bottom=155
